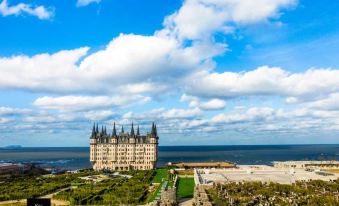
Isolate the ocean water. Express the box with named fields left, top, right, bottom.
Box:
left=0, top=145, right=338, bottom=170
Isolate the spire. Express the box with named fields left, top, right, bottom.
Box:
left=101, top=125, right=104, bottom=136
left=151, top=122, right=155, bottom=134
left=91, top=123, right=96, bottom=139
left=112, top=122, right=117, bottom=137
left=96, top=123, right=99, bottom=134
left=104, top=126, right=107, bottom=135
left=137, top=125, right=140, bottom=136
left=121, top=125, right=124, bottom=133
left=91, top=123, right=96, bottom=135
left=154, top=124, right=157, bottom=136
left=130, top=123, right=135, bottom=136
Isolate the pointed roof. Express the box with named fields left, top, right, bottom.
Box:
left=130, top=123, right=135, bottom=136
left=154, top=124, right=157, bottom=136
left=101, top=125, right=104, bottom=136
left=92, top=123, right=95, bottom=133
left=90, top=122, right=96, bottom=139
left=137, top=125, right=140, bottom=136
left=112, top=122, right=117, bottom=137
left=121, top=125, right=124, bottom=133
left=151, top=122, right=156, bottom=135
left=96, top=123, right=99, bottom=133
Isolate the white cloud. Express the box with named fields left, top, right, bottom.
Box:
left=0, top=117, right=12, bottom=123
left=79, top=34, right=191, bottom=84
left=77, top=0, right=101, bottom=7
left=0, top=47, right=89, bottom=92
left=181, top=94, right=225, bottom=110
left=83, top=110, right=116, bottom=121
left=5, top=50, right=338, bottom=109
left=0, top=34, right=218, bottom=95
left=0, top=107, right=31, bottom=115
left=211, top=107, right=275, bottom=123
left=161, top=107, right=203, bottom=119
left=0, top=0, right=54, bottom=20
left=122, top=107, right=202, bottom=121
left=162, top=0, right=296, bottom=40
left=199, top=99, right=226, bottom=110
left=187, top=66, right=339, bottom=103
left=23, top=114, right=76, bottom=123
left=0, top=0, right=296, bottom=96
left=33, top=95, right=150, bottom=112
left=305, top=93, right=339, bottom=111
left=7, top=0, right=338, bottom=144
left=21, top=109, right=117, bottom=124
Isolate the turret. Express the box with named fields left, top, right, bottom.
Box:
left=137, top=125, right=140, bottom=136
left=90, top=123, right=98, bottom=144
left=91, top=123, right=96, bottom=139
left=130, top=123, right=135, bottom=136
left=151, top=122, right=157, bottom=136
left=129, top=123, right=136, bottom=143
left=112, top=122, right=117, bottom=137
left=111, top=122, right=117, bottom=144
left=150, top=122, right=158, bottom=144
left=154, top=124, right=158, bottom=137
left=101, top=125, right=104, bottom=137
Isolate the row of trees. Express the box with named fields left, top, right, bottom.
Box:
left=206, top=179, right=339, bottom=206
left=0, top=171, right=98, bottom=201
left=54, top=170, right=155, bottom=205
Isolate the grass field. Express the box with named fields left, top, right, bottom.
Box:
left=151, top=169, right=169, bottom=183
left=146, top=183, right=161, bottom=203
left=176, top=170, right=194, bottom=176
left=176, top=177, right=194, bottom=199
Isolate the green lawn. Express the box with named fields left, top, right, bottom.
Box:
left=147, top=182, right=162, bottom=202
left=176, top=177, right=195, bottom=199
left=151, top=169, right=168, bottom=183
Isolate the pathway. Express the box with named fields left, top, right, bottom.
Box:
left=178, top=198, right=193, bottom=206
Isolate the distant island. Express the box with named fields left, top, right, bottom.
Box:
left=4, top=145, right=22, bottom=149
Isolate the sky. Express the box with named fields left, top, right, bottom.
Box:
left=1, top=0, right=339, bottom=146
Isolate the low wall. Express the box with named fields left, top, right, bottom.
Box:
left=193, top=185, right=212, bottom=206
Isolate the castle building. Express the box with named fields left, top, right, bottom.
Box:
left=90, top=122, right=159, bottom=171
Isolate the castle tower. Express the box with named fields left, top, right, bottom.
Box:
left=90, top=122, right=97, bottom=144
left=90, top=122, right=159, bottom=171
left=111, top=122, right=117, bottom=144
left=129, top=123, right=135, bottom=144
left=137, top=125, right=140, bottom=136
left=149, top=122, right=158, bottom=144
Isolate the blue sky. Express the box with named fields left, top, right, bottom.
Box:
left=1, top=0, right=339, bottom=146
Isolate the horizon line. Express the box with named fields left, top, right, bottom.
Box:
left=2, top=143, right=339, bottom=148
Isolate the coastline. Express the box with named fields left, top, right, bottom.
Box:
left=0, top=144, right=338, bottom=170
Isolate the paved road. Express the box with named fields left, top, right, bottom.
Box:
left=178, top=198, right=193, bottom=206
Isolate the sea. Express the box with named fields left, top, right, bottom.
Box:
left=0, top=145, right=338, bottom=170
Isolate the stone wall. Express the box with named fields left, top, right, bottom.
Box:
left=161, top=188, right=176, bottom=205
left=194, top=185, right=212, bottom=206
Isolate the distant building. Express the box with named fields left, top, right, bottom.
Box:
left=172, top=162, right=236, bottom=169
left=0, top=163, right=28, bottom=175
left=273, top=161, right=339, bottom=169
left=90, top=122, right=159, bottom=171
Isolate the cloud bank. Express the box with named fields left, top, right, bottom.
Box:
left=1, top=0, right=339, bottom=145
left=0, top=0, right=54, bottom=20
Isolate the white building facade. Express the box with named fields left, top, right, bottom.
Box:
left=90, top=122, right=159, bottom=171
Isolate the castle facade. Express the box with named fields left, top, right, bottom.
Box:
left=90, top=122, right=159, bottom=171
